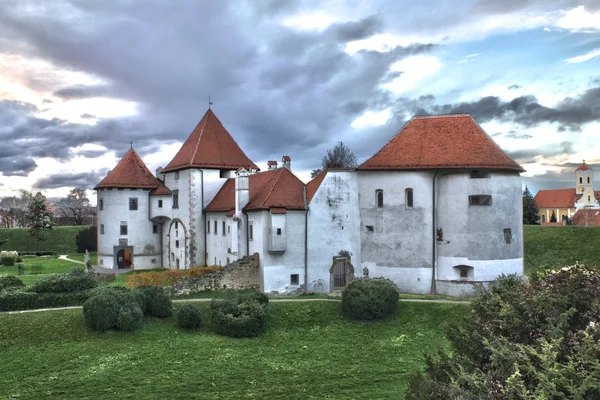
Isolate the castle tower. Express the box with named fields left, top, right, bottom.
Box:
left=575, top=160, right=598, bottom=209
left=94, top=148, right=162, bottom=270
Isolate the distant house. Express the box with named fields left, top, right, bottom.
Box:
left=95, top=109, right=524, bottom=297
left=534, top=161, right=600, bottom=224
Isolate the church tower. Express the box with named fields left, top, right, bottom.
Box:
left=575, top=160, right=598, bottom=209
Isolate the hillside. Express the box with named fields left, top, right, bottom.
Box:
left=524, top=225, right=600, bottom=274
left=0, top=226, right=90, bottom=254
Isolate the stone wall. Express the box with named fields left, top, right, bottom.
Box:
left=172, top=253, right=260, bottom=294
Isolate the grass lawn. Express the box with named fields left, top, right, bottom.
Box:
left=0, top=225, right=90, bottom=254
left=524, top=225, right=600, bottom=275
left=0, top=256, right=84, bottom=285
left=67, top=251, right=98, bottom=265
left=0, top=301, right=464, bottom=399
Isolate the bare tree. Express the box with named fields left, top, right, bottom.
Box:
left=0, top=191, right=30, bottom=228
left=311, top=141, right=358, bottom=178
left=58, top=188, right=91, bottom=226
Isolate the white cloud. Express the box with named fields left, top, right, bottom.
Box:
left=282, top=13, right=339, bottom=31
left=564, top=48, right=600, bottom=64
left=351, top=109, right=391, bottom=129
left=557, top=6, right=600, bottom=31
left=382, top=55, right=442, bottom=95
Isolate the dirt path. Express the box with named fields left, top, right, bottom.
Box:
left=57, top=255, right=84, bottom=265
left=0, top=297, right=470, bottom=315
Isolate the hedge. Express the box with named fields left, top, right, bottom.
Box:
left=177, top=304, right=203, bottom=330
left=83, top=288, right=143, bottom=332
left=0, top=276, right=24, bottom=291
left=0, top=289, right=94, bottom=312
left=31, top=268, right=98, bottom=293
left=341, top=278, right=399, bottom=320
left=134, top=286, right=172, bottom=318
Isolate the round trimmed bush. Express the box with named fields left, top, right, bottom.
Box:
left=0, top=275, right=24, bottom=291
left=235, top=290, right=269, bottom=307
left=135, top=286, right=172, bottom=318
left=341, top=278, right=399, bottom=320
left=83, top=288, right=143, bottom=332
left=177, top=304, right=203, bottom=330
left=210, top=298, right=268, bottom=338
left=32, top=268, right=97, bottom=293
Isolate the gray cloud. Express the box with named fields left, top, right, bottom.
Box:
left=53, top=84, right=113, bottom=99
left=0, top=157, right=37, bottom=177
left=505, top=130, right=533, bottom=139
left=508, top=84, right=521, bottom=90
left=505, top=141, right=574, bottom=163
left=34, top=170, right=109, bottom=190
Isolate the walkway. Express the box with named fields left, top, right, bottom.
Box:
left=57, top=255, right=130, bottom=275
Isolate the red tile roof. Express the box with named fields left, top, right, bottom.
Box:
left=358, top=114, right=523, bottom=171
left=575, top=161, right=592, bottom=171
left=571, top=209, right=600, bottom=226
left=534, top=188, right=600, bottom=208
left=534, top=188, right=577, bottom=208
left=163, top=109, right=258, bottom=172
left=306, top=170, right=327, bottom=203
left=205, top=168, right=306, bottom=213
left=150, top=184, right=172, bottom=196
left=95, top=149, right=161, bottom=190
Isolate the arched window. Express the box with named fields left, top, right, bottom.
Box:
left=376, top=189, right=383, bottom=208
left=406, top=188, right=413, bottom=208
left=541, top=215, right=546, bottom=223
left=580, top=177, right=583, bottom=184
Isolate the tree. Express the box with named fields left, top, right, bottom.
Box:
left=522, top=186, right=539, bottom=225
left=311, top=141, right=358, bottom=178
left=550, top=211, right=557, bottom=223
left=58, top=187, right=91, bottom=226
left=26, top=192, right=54, bottom=251
left=0, top=190, right=30, bottom=228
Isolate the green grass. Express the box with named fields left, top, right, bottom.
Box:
left=67, top=252, right=98, bottom=265
left=0, top=226, right=91, bottom=254
left=0, top=257, right=84, bottom=285
left=0, top=301, right=463, bottom=399
left=524, top=225, right=600, bottom=275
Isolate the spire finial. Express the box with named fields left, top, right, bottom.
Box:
left=209, top=95, right=214, bottom=109
left=130, top=142, right=133, bottom=150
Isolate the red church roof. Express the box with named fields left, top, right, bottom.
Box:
left=534, top=188, right=600, bottom=208
left=575, top=161, right=592, bottom=171
left=163, top=109, right=258, bottom=172
left=358, top=114, right=523, bottom=171
left=94, top=149, right=161, bottom=190
left=205, top=168, right=306, bottom=213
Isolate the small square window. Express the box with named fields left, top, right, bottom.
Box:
left=120, top=224, right=128, bottom=235
left=276, top=228, right=282, bottom=235
left=99, top=199, right=104, bottom=211
left=175, top=240, right=179, bottom=248
left=460, top=269, right=468, bottom=278
left=100, top=224, right=105, bottom=234
left=291, top=274, right=299, bottom=285
left=158, top=199, right=163, bottom=208
left=366, top=225, right=374, bottom=232
left=129, top=198, right=138, bottom=211
left=469, top=195, right=492, bottom=206
left=503, top=228, right=511, bottom=244
left=153, top=224, right=158, bottom=234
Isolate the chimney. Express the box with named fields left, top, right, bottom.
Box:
left=282, top=155, right=291, bottom=171
left=155, top=166, right=164, bottom=182
left=235, top=168, right=250, bottom=216
left=267, top=160, right=278, bottom=170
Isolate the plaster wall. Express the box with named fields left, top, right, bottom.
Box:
left=206, top=212, right=234, bottom=266
left=436, top=172, right=523, bottom=281
left=307, top=171, right=361, bottom=292
left=97, top=188, right=160, bottom=269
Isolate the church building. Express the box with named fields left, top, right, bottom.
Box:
left=95, top=109, right=524, bottom=296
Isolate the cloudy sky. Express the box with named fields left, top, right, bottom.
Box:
left=1, top=0, right=599, bottom=202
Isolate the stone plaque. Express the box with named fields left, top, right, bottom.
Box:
left=119, top=239, right=128, bottom=247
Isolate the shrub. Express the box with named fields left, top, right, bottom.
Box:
left=17, top=251, right=57, bottom=257
left=135, top=285, right=172, bottom=318
left=0, top=289, right=94, bottom=311
left=341, top=278, right=399, bottom=320
left=0, top=275, right=24, bottom=291
left=0, top=251, right=18, bottom=266
left=235, top=289, right=269, bottom=306
left=186, top=266, right=223, bottom=279
left=126, top=272, right=166, bottom=288
left=177, top=304, right=203, bottom=330
left=83, top=288, right=143, bottom=332
left=32, top=268, right=97, bottom=293
left=211, top=299, right=268, bottom=338
left=165, top=270, right=186, bottom=285
left=75, top=226, right=97, bottom=253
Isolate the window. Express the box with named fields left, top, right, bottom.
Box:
left=503, top=228, right=511, bottom=244
left=376, top=189, right=383, bottom=208
left=120, top=223, right=128, bottom=235
left=588, top=196, right=591, bottom=202
left=588, top=177, right=591, bottom=184
left=100, top=224, right=105, bottom=234
left=172, top=190, right=179, bottom=209
left=580, top=177, right=583, bottom=184
left=158, top=199, right=163, bottom=208
left=214, top=221, right=217, bottom=235
left=277, top=228, right=282, bottom=235
left=406, top=188, right=413, bottom=207
left=129, top=198, right=138, bottom=211
left=175, top=221, right=178, bottom=229
left=153, top=224, right=158, bottom=234
left=290, top=274, right=299, bottom=285
left=99, top=199, right=104, bottom=211
left=175, top=240, right=179, bottom=248
left=469, top=195, right=492, bottom=206
left=222, top=221, right=226, bottom=236
left=366, top=225, right=374, bottom=232
left=207, top=219, right=210, bottom=233
left=174, top=171, right=179, bottom=180
left=228, top=225, right=230, bottom=234
left=249, top=223, right=254, bottom=241
left=460, top=269, right=468, bottom=278
left=470, top=170, right=490, bottom=179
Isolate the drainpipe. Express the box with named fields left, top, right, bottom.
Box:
left=303, top=186, right=308, bottom=293
left=160, top=222, right=164, bottom=268
left=199, top=169, right=207, bottom=267
left=431, top=172, right=438, bottom=295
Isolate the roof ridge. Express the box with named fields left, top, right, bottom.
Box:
left=259, top=168, right=284, bottom=209
left=188, top=113, right=208, bottom=169
left=412, top=114, right=471, bottom=119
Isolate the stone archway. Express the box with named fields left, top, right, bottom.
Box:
left=167, top=219, right=187, bottom=269
left=330, top=258, right=354, bottom=291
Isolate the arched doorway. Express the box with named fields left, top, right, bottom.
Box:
left=116, top=248, right=133, bottom=269
left=330, top=258, right=354, bottom=291
left=168, top=219, right=187, bottom=269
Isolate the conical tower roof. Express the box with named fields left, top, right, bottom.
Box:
left=163, top=109, right=258, bottom=172
left=94, top=149, right=161, bottom=190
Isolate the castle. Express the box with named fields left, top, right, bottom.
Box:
left=95, top=109, right=524, bottom=296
